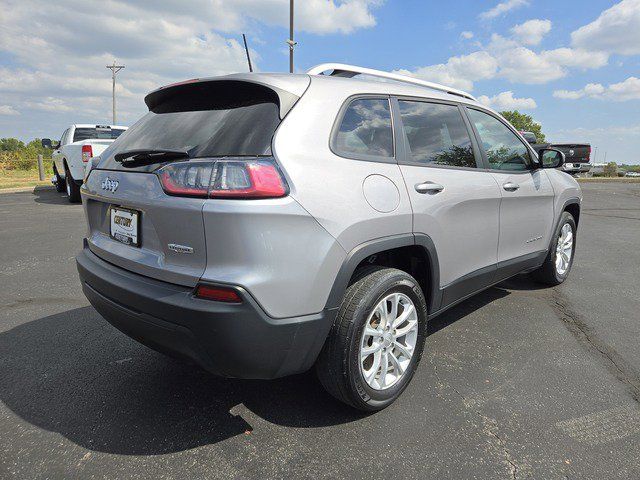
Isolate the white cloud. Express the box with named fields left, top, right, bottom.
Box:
left=0, top=105, right=20, bottom=116
left=399, top=25, right=610, bottom=92
left=24, top=97, right=74, bottom=112
left=478, top=91, right=537, bottom=110
left=215, top=0, right=382, bottom=35
left=480, top=0, right=529, bottom=20
left=0, top=0, right=383, bottom=138
left=571, top=0, right=640, bottom=56
left=510, top=19, right=552, bottom=46
left=460, top=31, right=474, bottom=40
left=394, top=51, right=499, bottom=91
left=554, top=77, right=640, bottom=101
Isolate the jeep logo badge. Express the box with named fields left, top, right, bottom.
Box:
left=101, top=177, right=119, bottom=193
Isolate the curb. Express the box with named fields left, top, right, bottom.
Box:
left=0, top=185, right=55, bottom=194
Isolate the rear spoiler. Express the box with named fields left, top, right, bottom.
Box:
left=144, top=76, right=309, bottom=119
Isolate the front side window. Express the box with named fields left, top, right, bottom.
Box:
left=398, top=100, right=476, bottom=168
left=467, top=109, right=531, bottom=171
left=335, top=98, right=393, bottom=158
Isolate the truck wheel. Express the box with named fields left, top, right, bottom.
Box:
left=65, top=167, right=81, bottom=203
left=531, top=211, right=576, bottom=285
left=53, top=166, right=65, bottom=193
left=315, top=267, right=427, bottom=411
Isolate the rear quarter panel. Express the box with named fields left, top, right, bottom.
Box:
left=271, top=77, right=413, bottom=314
left=273, top=77, right=413, bottom=252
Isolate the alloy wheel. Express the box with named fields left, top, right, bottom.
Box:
left=359, top=292, right=418, bottom=390
left=555, top=223, right=573, bottom=275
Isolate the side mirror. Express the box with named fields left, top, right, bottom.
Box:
left=539, top=148, right=565, bottom=169
left=41, top=138, right=52, bottom=149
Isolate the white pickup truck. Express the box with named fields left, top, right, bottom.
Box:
left=42, top=124, right=127, bottom=202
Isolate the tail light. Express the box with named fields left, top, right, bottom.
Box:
left=194, top=284, right=242, bottom=303
left=158, top=158, right=288, bottom=199
left=82, top=145, right=93, bottom=163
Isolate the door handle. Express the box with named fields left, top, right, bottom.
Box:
left=415, top=182, right=444, bottom=194
left=502, top=182, right=520, bottom=191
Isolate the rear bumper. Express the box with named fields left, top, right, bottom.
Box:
left=562, top=163, right=591, bottom=173
left=76, top=244, right=336, bottom=379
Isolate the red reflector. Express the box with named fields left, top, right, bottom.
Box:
left=82, top=145, right=93, bottom=163
left=195, top=284, right=242, bottom=303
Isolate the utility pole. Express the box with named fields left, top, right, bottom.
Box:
left=242, top=34, right=253, bottom=72
left=106, top=61, right=125, bottom=124
left=286, top=0, right=296, bottom=73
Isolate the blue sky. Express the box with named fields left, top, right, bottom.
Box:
left=1, top=0, right=639, bottom=163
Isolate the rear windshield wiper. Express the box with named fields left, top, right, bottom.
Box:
left=114, top=149, right=190, bottom=166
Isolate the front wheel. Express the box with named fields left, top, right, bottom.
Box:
left=315, top=267, right=427, bottom=411
left=531, top=211, right=577, bottom=285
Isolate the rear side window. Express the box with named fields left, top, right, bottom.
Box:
left=467, top=109, right=531, bottom=171
left=98, top=81, right=283, bottom=172
left=398, top=101, right=476, bottom=168
left=334, top=98, right=393, bottom=158
left=73, top=127, right=126, bottom=142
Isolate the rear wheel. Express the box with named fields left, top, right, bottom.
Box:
left=315, top=267, right=427, bottom=411
left=531, top=211, right=576, bottom=285
left=53, top=166, right=65, bottom=193
left=65, top=166, right=81, bottom=203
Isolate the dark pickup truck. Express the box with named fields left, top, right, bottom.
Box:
left=520, top=131, right=591, bottom=175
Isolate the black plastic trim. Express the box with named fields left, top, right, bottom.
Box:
left=429, top=250, right=548, bottom=319
left=77, top=245, right=337, bottom=379
left=325, top=233, right=441, bottom=314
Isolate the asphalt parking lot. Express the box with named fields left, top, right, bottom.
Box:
left=1, top=182, right=639, bottom=479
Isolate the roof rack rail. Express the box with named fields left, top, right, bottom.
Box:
left=307, top=63, right=477, bottom=101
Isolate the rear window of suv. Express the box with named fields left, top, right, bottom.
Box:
left=97, top=81, right=283, bottom=171
left=73, top=127, right=126, bottom=142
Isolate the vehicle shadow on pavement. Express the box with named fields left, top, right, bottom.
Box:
left=32, top=187, right=72, bottom=205
left=0, top=306, right=365, bottom=455
left=1, top=283, right=519, bottom=456
left=427, top=286, right=511, bottom=336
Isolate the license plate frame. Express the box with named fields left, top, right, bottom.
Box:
left=109, top=206, right=141, bottom=247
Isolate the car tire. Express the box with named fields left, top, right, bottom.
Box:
left=53, top=166, right=65, bottom=193
left=315, top=267, right=427, bottom=411
left=531, top=211, right=577, bottom=285
left=65, top=166, right=81, bottom=203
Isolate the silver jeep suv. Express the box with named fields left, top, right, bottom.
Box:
left=77, top=64, right=581, bottom=411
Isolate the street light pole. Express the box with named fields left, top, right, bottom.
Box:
left=286, top=0, right=296, bottom=73
left=106, top=61, right=125, bottom=124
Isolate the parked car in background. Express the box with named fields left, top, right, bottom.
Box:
left=42, top=124, right=128, bottom=202
left=76, top=64, right=581, bottom=411
left=625, top=171, right=640, bottom=177
left=519, top=131, right=591, bottom=176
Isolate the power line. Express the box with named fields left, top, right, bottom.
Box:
left=106, top=61, right=125, bottom=124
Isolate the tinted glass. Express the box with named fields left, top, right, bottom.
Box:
left=98, top=83, right=282, bottom=171
left=335, top=98, right=393, bottom=157
left=398, top=101, right=476, bottom=168
left=467, top=109, right=531, bottom=171
left=73, top=127, right=126, bottom=142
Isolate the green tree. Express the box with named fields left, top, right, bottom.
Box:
left=500, top=110, right=546, bottom=143
left=0, top=138, right=26, bottom=151
left=604, top=162, right=618, bottom=177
